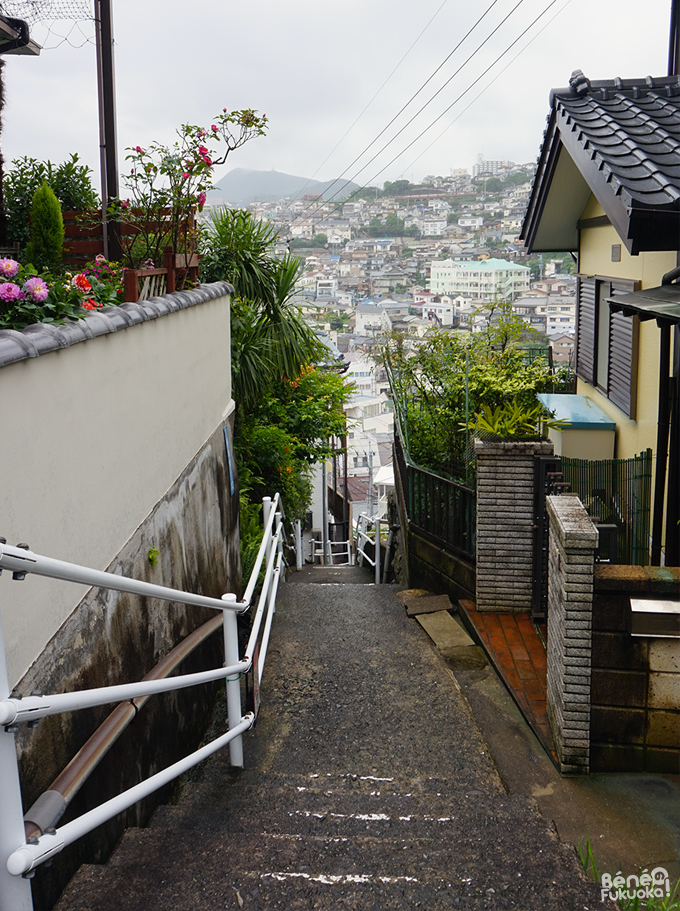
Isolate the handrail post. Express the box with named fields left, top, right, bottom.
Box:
left=295, top=519, right=302, bottom=571
left=221, top=594, right=244, bottom=768
left=0, top=609, right=34, bottom=910
left=375, top=517, right=381, bottom=585
left=274, top=513, right=282, bottom=612
left=262, top=497, right=273, bottom=577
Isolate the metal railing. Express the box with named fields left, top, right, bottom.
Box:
left=0, top=494, right=284, bottom=910
left=561, top=449, right=653, bottom=565
left=355, top=514, right=382, bottom=584
left=394, top=429, right=476, bottom=561
left=309, top=538, right=353, bottom=566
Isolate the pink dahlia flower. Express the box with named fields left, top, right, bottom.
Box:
left=0, top=282, right=24, bottom=302
left=23, top=276, right=49, bottom=302
left=0, top=258, right=19, bottom=278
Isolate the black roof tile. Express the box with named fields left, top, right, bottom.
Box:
left=522, top=71, right=680, bottom=253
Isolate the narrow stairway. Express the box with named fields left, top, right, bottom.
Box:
left=55, top=568, right=606, bottom=910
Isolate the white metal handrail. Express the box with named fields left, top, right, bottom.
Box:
left=309, top=538, right=353, bottom=566
left=0, top=494, right=283, bottom=909
left=354, top=513, right=381, bottom=584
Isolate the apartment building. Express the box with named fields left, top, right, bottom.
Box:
left=428, top=258, right=530, bottom=301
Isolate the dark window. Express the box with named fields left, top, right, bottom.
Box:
left=575, top=275, right=639, bottom=418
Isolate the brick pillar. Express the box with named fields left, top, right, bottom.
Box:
left=546, top=494, right=598, bottom=775
left=475, top=438, right=554, bottom=612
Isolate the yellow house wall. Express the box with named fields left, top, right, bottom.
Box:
left=577, top=195, right=675, bottom=461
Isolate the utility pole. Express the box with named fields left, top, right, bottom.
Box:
left=94, top=0, right=120, bottom=261
left=669, top=0, right=680, bottom=76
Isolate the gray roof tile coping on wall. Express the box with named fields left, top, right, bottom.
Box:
left=0, top=281, right=233, bottom=368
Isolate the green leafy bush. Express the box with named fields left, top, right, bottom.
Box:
left=4, top=154, right=99, bottom=248
left=381, top=303, right=559, bottom=480
left=24, top=182, right=64, bottom=273
left=466, top=399, right=567, bottom=439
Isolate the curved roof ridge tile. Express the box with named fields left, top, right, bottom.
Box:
left=0, top=281, right=232, bottom=370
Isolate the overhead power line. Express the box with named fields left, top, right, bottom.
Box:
left=356, top=0, right=562, bottom=193
left=289, top=0, right=527, bottom=228
left=289, top=0, right=562, bottom=231
left=296, top=0, right=451, bottom=196
left=401, top=0, right=574, bottom=177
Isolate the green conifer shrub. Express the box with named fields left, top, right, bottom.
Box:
left=24, top=181, right=64, bottom=272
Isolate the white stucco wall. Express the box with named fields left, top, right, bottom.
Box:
left=0, top=287, right=233, bottom=684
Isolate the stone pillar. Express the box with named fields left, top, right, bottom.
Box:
left=475, top=438, right=554, bottom=612
left=546, top=494, right=598, bottom=775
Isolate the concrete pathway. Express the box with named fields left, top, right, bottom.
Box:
left=55, top=567, right=608, bottom=910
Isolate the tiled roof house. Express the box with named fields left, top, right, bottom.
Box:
left=521, top=70, right=680, bottom=566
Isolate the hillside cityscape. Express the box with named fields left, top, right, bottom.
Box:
left=204, top=155, right=576, bottom=521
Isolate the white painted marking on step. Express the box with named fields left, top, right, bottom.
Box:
left=262, top=872, right=418, bottom=885
left=356, top=813, right=390, bottom=821
left=360, top=776, right=394, bottom=782
left=297, top=786, right=307, bottom=791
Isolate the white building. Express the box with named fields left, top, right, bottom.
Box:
left=429, top=258, right=530, bottom=301
left=472, top=158, right=514, bottom=178
left=418, top=217, right=447, bottom=237
left=458, top=216, right=484, bottom=229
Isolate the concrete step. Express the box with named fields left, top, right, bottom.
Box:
left=53, top=578, right=607, bottom=911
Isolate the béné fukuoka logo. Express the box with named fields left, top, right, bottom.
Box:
left=601, top=867, right=670, bottom=902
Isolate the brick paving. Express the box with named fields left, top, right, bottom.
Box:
left=459, top=600, right=556, bottom=762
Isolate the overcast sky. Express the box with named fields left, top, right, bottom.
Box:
left=1, top=0, right=673, bottom=193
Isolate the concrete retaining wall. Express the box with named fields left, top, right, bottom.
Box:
left=591, top=565, right=680, bottom=774
left=0, top=283, right=234, bottom=686
left=0, top=284, right=241, bottom=909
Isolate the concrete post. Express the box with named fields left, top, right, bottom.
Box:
left=546, top=494, right=598, bottom=775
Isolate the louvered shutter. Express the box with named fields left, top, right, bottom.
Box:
left=576, top=276, right=596, bottom=384
left=607, top=280, right=639, bottom=419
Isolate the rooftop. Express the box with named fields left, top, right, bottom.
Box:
left=522, top=71, right=680, bottom=254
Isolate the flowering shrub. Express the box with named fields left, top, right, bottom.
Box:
left=111, top=108, right=267, bottom=272
left=0, top=257, right=124, bottom=331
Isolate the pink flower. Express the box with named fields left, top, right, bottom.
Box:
left=182, top=172, right=190, bottom=179
left=0, top=282, right=24, bottom=302
left=0, top=258, right=19, bottom=278
left=134, top=146, right=144, bottom=153
left=197, top=191, right=207, bottom=208
left=198, top=145, right=208, bottom=155
left=23, top=276, right=49, bottom=302
left=211, top=124, right=218, bottom=132
left=202, top=156, right=212, bottom=166
left=73, top=274, right=92, bottom=293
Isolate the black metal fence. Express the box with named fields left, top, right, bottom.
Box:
left=394, top=428, right=476, bottom=561
left=561, top=448, right=653, bottom=565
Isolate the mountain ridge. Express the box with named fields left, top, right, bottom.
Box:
left=208, top=168, right=360, bottom=205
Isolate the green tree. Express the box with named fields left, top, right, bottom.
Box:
left=24, top=182, right=64, bottom=272
left=201, top=206, right=350, bottom=520
left=379, top=305, right=555, bottom=480
left=383, top=179, right=411, bottom=195
left=4, top=154, right=99, bottom=248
